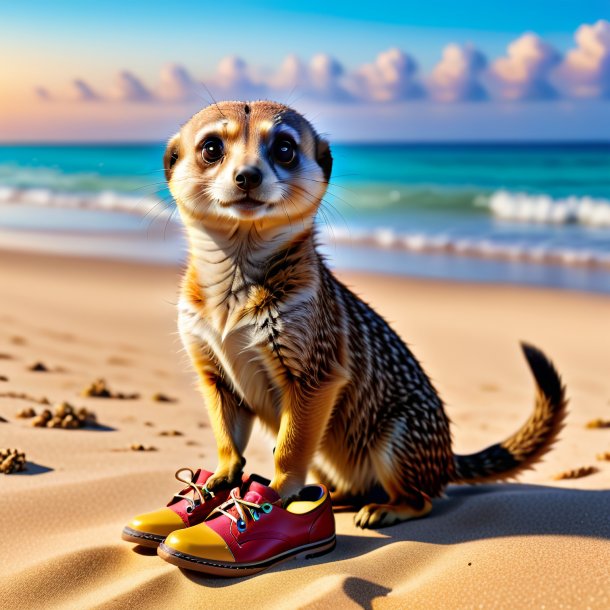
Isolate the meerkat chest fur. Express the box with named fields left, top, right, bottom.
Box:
left=178, top=222, right=324, bottom=427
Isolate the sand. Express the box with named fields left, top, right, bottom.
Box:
left=0, top=249, right=608, bottom=609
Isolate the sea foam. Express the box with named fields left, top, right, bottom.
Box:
left=0, top=186, right=170, bottom=217
left=321, top=226, right=610, bottom=270
left=2, top=186, right=609, bottom=270
left=484, top=190, right=610, bottom=227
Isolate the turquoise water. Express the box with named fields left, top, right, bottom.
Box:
left=2, top=142, right=610, bottom=200
left=1, top=143, right=609, bottom=293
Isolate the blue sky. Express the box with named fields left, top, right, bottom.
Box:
left=1, top=2, right=609, bottom=141
left=4, top=1, right=603, bottom=70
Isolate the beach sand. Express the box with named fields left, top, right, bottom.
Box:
left=0, top=249, right=608, bottom=609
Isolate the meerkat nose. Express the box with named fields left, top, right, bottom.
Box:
left=234, top=165, right=263, bottom=191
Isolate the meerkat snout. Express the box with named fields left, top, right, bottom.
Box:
left=234, top=165, right=263, bottom=191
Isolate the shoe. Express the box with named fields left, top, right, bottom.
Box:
left=121, top=468, right=267, bottom=548
left=157, top=480, right=336, bottom=576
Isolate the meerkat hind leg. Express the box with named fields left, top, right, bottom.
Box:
left=354, top=490, right=432, bottom=529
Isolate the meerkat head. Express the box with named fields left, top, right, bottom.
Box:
left=164, top=100, right=332, bottom=228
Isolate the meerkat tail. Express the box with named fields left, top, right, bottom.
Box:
left=452, top=342, right=568, bottom=484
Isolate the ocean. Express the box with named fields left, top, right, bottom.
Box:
left=1, top=143, right=609, bottom=293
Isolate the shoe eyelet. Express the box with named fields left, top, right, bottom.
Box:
left=261, top=503, right=273, bottom=514
left=186, top=506, right=194, bottom=514
left=250, top=509, right=260, bottom=521
left=236, top=518, right=247, bottom=532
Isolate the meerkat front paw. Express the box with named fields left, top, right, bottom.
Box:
left=354, top=498, right=432, bottom=529
left=206, top=458, right=246, bottom=492
left=354, top=504, right=396, bottom=528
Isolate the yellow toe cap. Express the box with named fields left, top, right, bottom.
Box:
left=165, top=524, right=235, bottom=563
left=128, top=508, right=185, bottom=537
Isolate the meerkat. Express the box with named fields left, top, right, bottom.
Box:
left=165, top=100, right=567, bottom=528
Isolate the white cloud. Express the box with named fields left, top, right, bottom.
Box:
left=270, top=54, right=309, bottom=91
left=210, top=55, right=267, bottom=99
left=491, top=33, right=561, bottom=100
left=268, top=53, right=350, bottom=101
left=34, top=24, right=610, bottom=108
left=347, top=48, right=423, bottom=102
left=111, top=70, right=153, bottom=102
left=70, top=79, right=101, bottom=102
left=429, top=44, right=487, bottom=102
left=348, top=48, right=423, bottom=102
left=34, top=86, right=52, bottom=101
left=158, top=63, right=200, bottom=102
left=309, top=53, right=351, bottom=101
left=556, top=19, right=610, bottom=98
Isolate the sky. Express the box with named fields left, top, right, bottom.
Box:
left=1, top=1, right=609, bottom=142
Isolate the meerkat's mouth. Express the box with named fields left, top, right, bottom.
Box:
left=223, top=196, right=267, bottom=210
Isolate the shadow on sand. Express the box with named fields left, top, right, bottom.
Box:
left=170, top=482, right=609, bottom=593
left=14, top=461, right=54, bottom=475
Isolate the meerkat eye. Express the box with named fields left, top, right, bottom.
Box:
left=201, top=137, right=224, bottom=163
left=272, top=138, right=297, bottom=166
left=169, top=149, right=179, bottom=169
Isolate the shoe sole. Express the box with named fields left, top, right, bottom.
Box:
left=121, top=526, right=166, bottom=548
left=157, top=534, right=336, bottom=577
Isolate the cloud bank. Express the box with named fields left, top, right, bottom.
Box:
left=158, top=63, right=200, bottom=102
left=111, top=71, right=153, bottom=102
left=490, top=33, right=561, bottom=100
left=36, top=20, right=610, bottom=106
left=70, top=79, right=101, bottom=102
left=347, top=48, right=422, bottom=102
left=557, top=20, right=610, bottom=98
left=429, top=44, right=487, bottom=102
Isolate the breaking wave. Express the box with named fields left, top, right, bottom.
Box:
left=321, top=226, right=610, bottom=270
left=2, top=186, right=609, bottom=270
left=0, top=186, right=171, bottom=217
left=482, top=190, right=610, bottom=227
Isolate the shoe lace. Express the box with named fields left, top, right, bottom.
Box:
left=172, top=467, right=215, bottom=513
left=209, top=487, right=274, bottom=532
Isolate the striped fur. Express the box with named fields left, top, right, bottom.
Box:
left=453, top=343, right=568, bottom=483
left=167, top=101, right=568, bottom=528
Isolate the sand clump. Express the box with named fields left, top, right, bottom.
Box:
left=596, top=451, right=610, bottom=461
left=0, top=449, right=26, bottom=474
left=130, top=444, right=157, bottom=452
left=81, top=378, right=139, bottom=400
left=152, top=392, right=176, bottom=403
left=16, top=407, right=37, bottom=418
left=159, top=429, right=183, bottom=437
left=28, top=361, right=50, bottom=372
left=585, top=418, right=610, bottom=429
left=553, top=466, right=599, bottom=480
left=22, top=403, right=98, bottom=429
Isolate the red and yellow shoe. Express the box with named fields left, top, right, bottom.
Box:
left=157, top=480, right=336, bottom=576
left=121, top=468, right=267, bottom=548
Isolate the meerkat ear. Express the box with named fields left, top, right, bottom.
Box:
left=315, top=137, right=333, bottom=182
left=163, top=132, right=181, bottom=183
